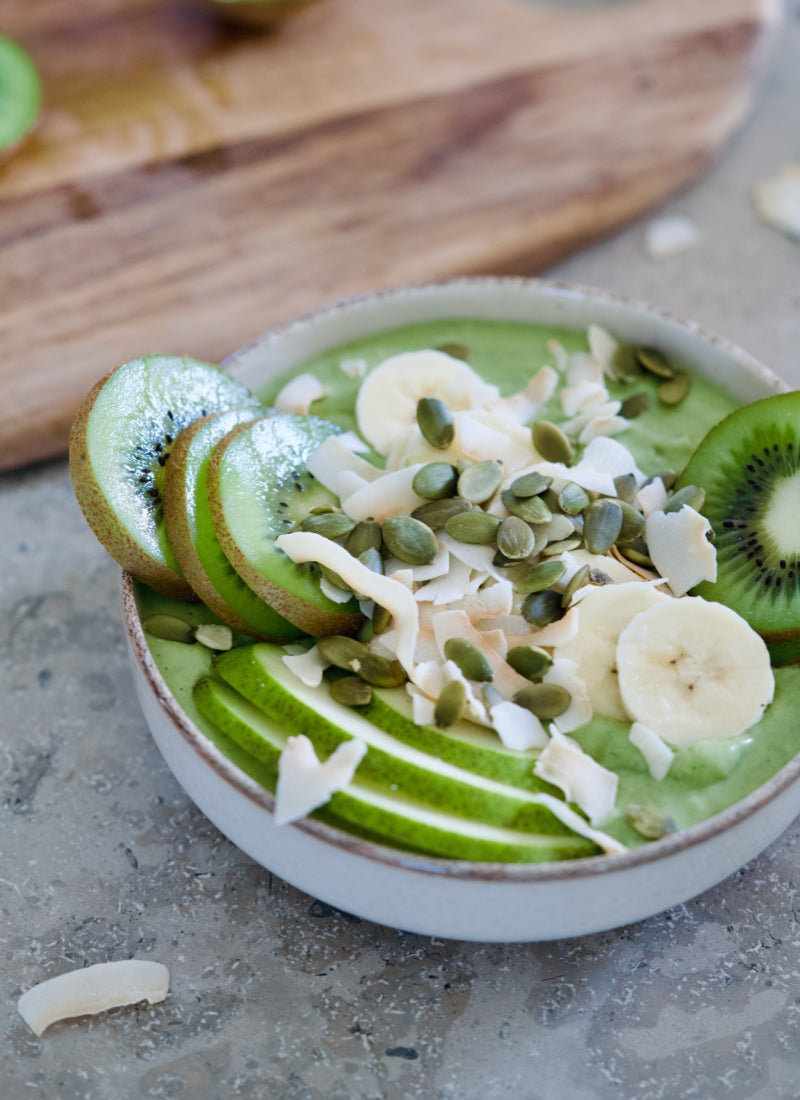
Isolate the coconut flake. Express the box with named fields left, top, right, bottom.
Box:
left=414, top=558, right=472, bottom=605
left=561, top=380, right=607, bottom=418
left=753, top=166, right=800, bottom=240
left=337, top=429, right=370, bottom=454
left=490, top=700, right=549, bottom=751
left=636, top=477, right=669, bottom=517
left=339, top=357, right=367, bottom=379
left=543, top=658, right=593, bottom=733
left=407, top=684, right=437, bottom=726
left=274, top=373, right=325, bottom=415
left=319, top=575, right=354, bottom=604
left=305, top=435, right=382, bottom=498
left=530, top=793, right=626, bottom=855
left=343, top=464, right=426, bottom=523
left=17, top=961, right=170, bottom=1036
left=644, top=215, right=700, bottom=258
left=629, top=722, right=674, bottom=781
left=458, top=411, right=535, bottom=473
left=534, top=733, right=618, bottom=826
left=581, top=436, right=641, bottom=482
left=578, top=413, right=629, bottom=444
left=587, top=324, right=619, bottom=378
left=487, top=366, right=559, bottom=423
left=282, top=645, right=329, bottom=688
left=274, top=734, right=367, bottom=824
left=645, top=507, right=717, bottom=597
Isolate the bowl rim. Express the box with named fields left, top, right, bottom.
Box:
left=126, top=275, right=800, bottom=884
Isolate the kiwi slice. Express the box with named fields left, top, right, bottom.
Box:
left=163, top=407, right=304, bottom=640
left=208, top=413, right=363, bottom=636
left=70, top=355, right=258, bottom=599
left=0, top=35, right=41, bottom=156
left=679, top=391, right=800, bottom=663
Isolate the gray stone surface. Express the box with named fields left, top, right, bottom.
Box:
left=3, top=8, right=800, bottom=1100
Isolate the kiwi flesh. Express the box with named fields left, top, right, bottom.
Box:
left=208, top=413, right=363, bottom=637
left=70, top=355, right=258, bottom=600
left=163, top=407, right=304, bottom=641
left=679, top=391, right=800, bottom=664
left=0, top=36, right=41, bottom=157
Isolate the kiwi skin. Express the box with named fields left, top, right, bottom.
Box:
left=678, top=391, right=800, bottom=665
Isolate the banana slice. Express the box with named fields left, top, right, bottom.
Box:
left=355, top=350, right=499, bottom=455
left=555, top=582, right=669, bottom=721
left=616, top=597, right=774, bottom=744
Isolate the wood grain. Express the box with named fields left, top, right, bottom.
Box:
left=0, top=0, right=780, bottom=470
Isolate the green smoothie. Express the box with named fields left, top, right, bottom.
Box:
left=137, top=319, right=800, bottom=857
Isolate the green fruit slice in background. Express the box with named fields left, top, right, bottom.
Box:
left=0, top=35, right=42, bottom=155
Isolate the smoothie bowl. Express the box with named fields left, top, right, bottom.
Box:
left=72, top=278, right=800, bottom=941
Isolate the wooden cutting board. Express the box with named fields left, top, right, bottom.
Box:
left=0, top=0, right=779, bottom=471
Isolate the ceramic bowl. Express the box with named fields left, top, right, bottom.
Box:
left=121, top=277, right=799, bottom=942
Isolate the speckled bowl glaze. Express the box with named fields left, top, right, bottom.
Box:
left=122, top=277, right=800, bottom=942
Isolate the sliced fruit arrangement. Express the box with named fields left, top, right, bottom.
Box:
left=0, top=35, right=42, bottom=157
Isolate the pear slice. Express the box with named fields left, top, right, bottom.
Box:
left=208, top=415, right=363, bottom=636
left=194, top=676, right=599, bottom=862
left=70, top=356, right=258, bottom=600
left=163, top=408, right=304, bottom=640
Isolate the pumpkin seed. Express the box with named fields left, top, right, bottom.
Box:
left=319, top=563, right=352, bottom=592
left=613, top=472, right=638, bottom=504
left=297, top=512, right=355, bottom=539
left=659, top=469, right=678, bottom=491
left=411, top=497, right=472, bottom=529
left=482, top=683, right=505, bottom=709
left=619, top=538, right=654, bottom=567
left=416, top=396, right=455, bottom=449
left=616, top=500, right=645, bottom=543
left=532, top=420, right=574, bottom=465
left=497, top=515, right=536, bottom=560
left=583, top=498, right=623, bottom=554
left=357, top=618, right=374, bottom=644
left=357, top=547, right=384, bottom=576
left=412, top=462, right=459, bottom=500
left=458, top=459, right=504, bottom=504
left=492, top=549, right=516, bottom=568
left=330, top=676, right=373, bottom=707
left=619, top=392, right=649, bottom=419
left=436, top=342, right=470, bottom=362
left=345, top=519, right=382, bottom=558
left=611, top=343, right=641, bottom=382
left=316, top=635, right=369, bottom=672
left=515, top=559, right=566, bottom=594
left=356, top=652, right=407, bottom=688
left=444, top=638, right=493, bottom=682
left=558, top=482, right=590, bottom=516
left=382, top=515, right=438, bottom=565
left=434, top=680, right=467, bottom=728
left=194, top=624, right=233, bottom=651
left=664, top=484, right=705, bottom=514
left=658, top=370, right=692, bottom=406
left=540, top=536, right=582, bottom=557
left=636, top=346, right=675, bottom=379
left=457, top=458, right=473, bottom=474
left=510, top=471, right=552, bottom=498
left=520, top=588, right=564, bottom=627
left=506, top=645, right=553, bottom=682
left=309, top=503, right=340, bottom=515
left=501, top=488, right=552, bottom=525
left=625, top=803, right=674, bottom=840
left=371, top=604, right=392, bottom=634
left=512, top=682, right=572, bottom=719
left=560, top=563, right=591, bottom=608
left=142, top=614, right=196, bottom=644
left=444, top=510, right=501, bottom=545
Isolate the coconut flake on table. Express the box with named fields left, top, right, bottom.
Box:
left=534, top=731, right=618, bottom=827
left=629, top=722, right=674, bottom=781
left=17, top=960, right=170, bottom=1036
left=274, top=734, right=367, bottom=825
left=273, top=372, right=325, bottom=415
left=644, top=215, right=700, bottom=258
left=283, top=644, right=329, bottom=688
left=753, top=165, right=800, bottom=240
left=645, top=506, right=717, bottom=597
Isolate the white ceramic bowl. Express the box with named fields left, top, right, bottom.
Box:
left=122, top=277, right=800, bottom=942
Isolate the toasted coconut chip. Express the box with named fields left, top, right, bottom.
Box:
left=530, top=460, right=616, bottom=497
left=534, top=732, right=618, bottom=826
left=337, top=429, right=370, bottom=454
left=274, top=734, right=367, bottom=825
left=487, top=366, right=559, bottom=423
left=543, top=658, right=593, bottom=733
left=561, top=380, right=607, bottom=418
left=636, top=477, right=669, bottom=517
left=306, top=435, right=382, bottom=498
left=489, top=700, right=549, bottom=751
left=511, top=605, right=580, bottom=648
left=343, top=465, right=426, bottom=523
left=282, top=645, right=329, bottom=688
left=458, top=410, right=536, bottom=472
left=587, top=324, right=619, bottom=378
left=320, top=576, right=353, bottom=604
left=274, top=372, right=325, bottom=415
left=629, top=721, right=674, bottom=781
left=339, top=356, right=367, bottom=378
left=529, top=793, right=625, bottom=855
left=566, top=350, right=605, bottom=387
left=753, top=166, right=800, bottom=240
left=578, top=414, right=629, bottom=445
left=414, top=558, right=472, bottom=605
left=644, top=214, right=700, bottom=258
left=448, top=578, right=514, bottom=620
left=276, top=533, right=419, bottom=671
left=407, top=684, right=437, bottom=726
left=645, top=507, right=717, bottom=597
left=17, top=961, right=170, bottom=1036
left=581, top=436, right=642, bottom=483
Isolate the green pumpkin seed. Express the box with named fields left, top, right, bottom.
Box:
left=434, top=680, right=467, bottom=728
left=356, top=652, right=407, bottom=688
left=540, top=536, right=582, bottom=557
left=512, top=682, right=572, bottom=720
left=610, top=343, right=641, bottom=382
left=309, top=503, right=340, bottom=516
left=520, top=588, right=564, bottom=627
left=382, top=515, right=438, bottom=565
left=625, top=803, right=674, bottom=840
left=616, top=500, right=645, bottom=543
left=506, top=645, right=553, bottom=682
left=613, top=472, right=638, bottom=504
left=532, top=420, right=574, bottom=465
left=658, top=370, right=692, bottom=407
left=659, top=469, right=678, bottom=491
left=501, top=488, right=552, bottom=525
left=317, top=635, right=369, bottom=671
left=482, top=683, right=505, bottom=709
left=345, top=519, right=382, bottom=558
left=412, top=462, right=459, bottom=500
left=560, top=563, right=591, bottom=608
left=298, top=512, right=356, bottom=539
left=371, top=604, right=392, bottom=634
left=510, top=471, right=552, bottom=498
left=636, top=346, right=675, bottom=379
left=142, top=614, right=196, bottom=644
left=497, top=515, right=536, bottom=560
left=319, top=563, right=352, bottom=592
left=417, top=396, right=455, bottom=449
left=457, top=458, right=473, bottom=474
left=664, top=484, right=705, bottom=514
left=619, top=538, right=654, bottom=567
left=619, top=392, right=649, bottom=419
left=194, top=624, right=233, bottom=651
left=411, top=496, right=472, bottom=529
left=330, top=676, right=373, bottom=707
left=458, top=459, right=504, bottom=504
left=515, top=559, right=566, bottom=594
left=436, top=342, right=470, bottom=362
left=583, top=498, right=623, bottom=554
left=492, top=549, right=516, bottom=568
left=357, top=618, right=374, bottom=644
left=443, top=638, right=493, bottom=681
left=558, top=482, right=590, bottom=516
left=357, top=547, right=384, bottom=576
left=444, top=510, right=501, bottom=545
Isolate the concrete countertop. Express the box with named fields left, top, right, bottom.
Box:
left=2, top=7, right=799, bottom=1099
